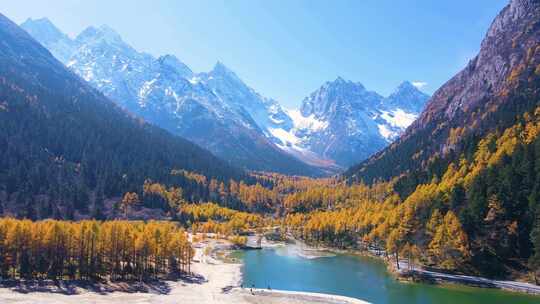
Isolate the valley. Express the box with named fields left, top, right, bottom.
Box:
left=1, top=0, right=540, bottom=303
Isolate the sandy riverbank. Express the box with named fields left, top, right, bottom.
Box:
left=230, top=288, right=369, bottom=304
left=0, top=237, right=369, bottom=304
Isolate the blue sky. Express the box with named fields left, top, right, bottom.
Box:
left=3, top=0, right=507, bottom=108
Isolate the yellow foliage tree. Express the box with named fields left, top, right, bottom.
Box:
left=428, top=211, right=470, bottom=270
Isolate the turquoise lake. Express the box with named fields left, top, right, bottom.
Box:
left=233, top=246, right=540, bottom=304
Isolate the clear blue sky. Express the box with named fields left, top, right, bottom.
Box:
left=3, top=0, right=508, bottom=108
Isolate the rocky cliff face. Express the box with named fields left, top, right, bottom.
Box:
left=414, top=0, right=539, bottom=129
left=347, top=0, right=540, bottom=182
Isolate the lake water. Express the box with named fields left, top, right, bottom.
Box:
left=233, top=246, right=540, bottom=304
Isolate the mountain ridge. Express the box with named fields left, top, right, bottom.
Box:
left=276, top=77, right=429, bottom=167
left=21, top=18, right=322, bottom=176
left=0, top=12, right=248, bottom=218
left=21, top=17, right=429, bottom=174
left=346, top=0, right=540, bottom=184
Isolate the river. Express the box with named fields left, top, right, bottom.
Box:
left=232, top=245, right=540, bottom=304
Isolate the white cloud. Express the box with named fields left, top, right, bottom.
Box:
left=412, top=81, right=427, bottom=89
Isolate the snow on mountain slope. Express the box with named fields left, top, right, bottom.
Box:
left=198, top=62, right=294, bottom=136
left=380, top=109, right=417, bottom=129
left=20, top=18, right=321, bottom=176
left=20, top=17, right=77, bottom=62
left=268, top=79, right=429, bottom=167
left=288, top=109, right=329, bottom=132
left=373, top=108, right=419, bottom=141
left=20, top=18, right=428, bottom=173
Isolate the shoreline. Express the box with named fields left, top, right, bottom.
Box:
left=287, top=238, right=540, bottom=296
left=393, top=263, right=540, bottom=296
left=0, top=236, right=371, bottom=304
left=229, top=288, right=369, bottom=304
left=2, top=234, right=538, bottom=302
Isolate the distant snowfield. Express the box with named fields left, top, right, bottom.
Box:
left=376, top=109, right=418, bottom=141
left=269, top=127, right=301, bottom=147
left=377, top=124, right=395, bottom=140
left=265, top=109, right=344, bottom=170
left=287, top=109, right=328, bottom=132
left=380, top=109, right=417, bottom=129
left=266, top=105, right=420, bottom=167
left=267, top=109, right=327, bottom=153
left=267, top=109, right=328, bottom=151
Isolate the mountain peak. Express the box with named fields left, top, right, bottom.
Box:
left=329, top=76, right=354, bottom=86
left=396, top=80, right=415, bottom=90
left=157, top=54, right=193, bottom=78
left=486, top=0, right=537, bottom=39
left=75, top=26, right=98, bottom=42
left=20, top=17, right=76, bottom=62
left=22, top=17, right=54, bottom=28
left=212, top=61, right=232, bottom=74
left=20, top=17, right=68, bottom=43
left=75, top=24, right=123, bottom=45
left=210, top=61, right=242, bottom=82
left=392, top=81, right=429, bottom=95
left=323, top=77, right=366, bottom=92
left=385, top=81, right=429, bottom=113
left=97, top=24, right=120, bottom=36
left=334, top=76, right=346, bottom=83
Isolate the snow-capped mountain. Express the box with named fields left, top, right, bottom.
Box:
left=267, top=78, right=429, bottom=167
left=384, top=81, right=429, bottom=113
left=373, top=81, right=429, bottom=142
left=197, top=62, right=294, bottom=142
left=21, top=18, right=320, bottom=176
left=21, top=17, right=428, bottom=173
left=18, top=17, right=77, bottom=63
